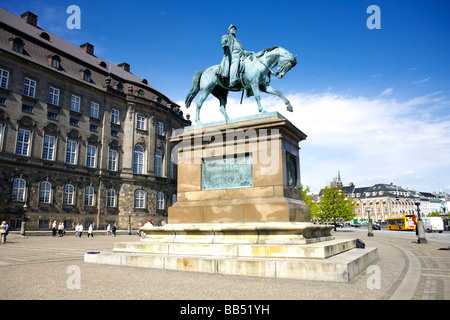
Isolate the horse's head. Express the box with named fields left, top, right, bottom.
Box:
left=275, top=50, right=298, bottom=79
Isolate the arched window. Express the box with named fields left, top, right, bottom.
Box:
left=83, top=69, right=91, bottom=82
left=84, top=187, right=95, bottom=206
left=12, top=178, right=26, bottom=202
left=51, top=55, right=60, bottom=69
left=137, top=89, right=145, bottom=98
left=107, top=189, right=117, bottom=207
left=157, top=192, right=165, bottom=210
left=133, top=145, right=145, bottom=174
left=39, top=181, right=52, bottom=203
left=63, top=184, right=75, bottom=205
left=134, top=189, right=146, bottom=208
left=155, top=149, right=162, bottom=177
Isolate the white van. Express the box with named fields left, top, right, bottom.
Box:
left=423, top=217, right=444, bottom=233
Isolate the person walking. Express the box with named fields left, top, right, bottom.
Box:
left=79, top=223, right=84, bottom=237
left=58, top=222, right=64, bottom=237
left=112, top=224, right=116, bottom=237
left=75, top=223, right=80, bottom=237
left=106, top=224, right=111, bottom=237
left=88, top=224, right=94, bottom=238
left=52, top=220, right=57, bottom=237
left=0, top=221, right=8, bottom=244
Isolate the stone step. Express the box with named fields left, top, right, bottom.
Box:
left=84, top=246, right=378, bottom=282
left=113, top=238, right=356, bottom=259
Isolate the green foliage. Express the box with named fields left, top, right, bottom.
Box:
left=300, top=185, right=319, bottom=217
left=315, top=181, right=356, bottom=222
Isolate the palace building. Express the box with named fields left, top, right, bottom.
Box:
left=0, top=8, right=190, bottom=231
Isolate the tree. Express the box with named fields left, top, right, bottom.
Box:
left=316, top=180, right=356, bottom=229
left=300, top=185, right=319, bottom=218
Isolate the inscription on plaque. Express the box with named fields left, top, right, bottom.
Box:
left=202, top=155, right=253, bottom=190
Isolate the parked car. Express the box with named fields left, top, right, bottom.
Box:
left=371, top=223, right=381, bottom=230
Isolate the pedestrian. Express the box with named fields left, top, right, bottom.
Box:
left=144, top=218, right=154, bottom=228
left=112, top=224, right=116, bottom=237
left=106, top=224, right=111, bottom=237
left=0, top=221, right=8, bottom=244
left=75, top=223, right=80, bottom=237
left=52, top=220, right=57, bottom=237
left=58, top=222, right=64, bottom=237
left=88, top=224, right=94, bottom=238
left=79, top=223, right=83, bottom=237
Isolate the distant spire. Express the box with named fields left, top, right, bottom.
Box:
left=336, top=170, right=343, bottom=188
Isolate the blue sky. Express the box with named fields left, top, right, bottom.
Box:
left=2, top=0, right=450, bottom=194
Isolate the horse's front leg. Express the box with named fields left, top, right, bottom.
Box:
left=250, top=83, right=267, bottom=114
left=263, top=86, right=293, bottom=112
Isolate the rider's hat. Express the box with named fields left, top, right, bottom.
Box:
left=228, top=24, right=237, bottom=32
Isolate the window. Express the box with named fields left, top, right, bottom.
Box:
left=172, top=194, right=177, bottom=204
left=0, top=68, right=9, bottom=89
left=155, top=149, right=162, bottom=177
left=90, top=124, right=98, bottom=132
left=83, top=69, right=91, bottom=82
left=16, top=128, right=31, bottom=156
left=48, top=87, right=60, bottom=105
left=39, top=181, right=52, bottom=203
left=47, top=112, right=57, bottom=120
left=69, top=118, right=79, bottom=126
left=71, top=95, right=81, bottom=112
left=133, top=145, right=144, bottom=174
left=22, top=104, right=33, bottom=112
left=157, top=192, right=165, bottom=210
left=12, top=178, right=26, bottom=202
left=134, top=190, right=146, bottom=208
left=170, top=156, right=177, bottom=180
left=42, top=135, right=56, bottom=160
left=63, top=184, right=75, bottom=205
left=66, top=140, right=78, bottom=164
left=107, top=189, right=117, bottom=207
left=116, top=83, right=123, bottom=92
left=12, top=38, right=24, bottom=54
left=86, top=145, right=97, bottom=168
left=157, top=121, right=165, bottom=136
left=90, top=102, right=99, bottom=118
left=136, top=115, right=146, bottom=130
left=111, top=109, right=120, bottom=125
left=51, top=55, right=60, bottom=69
left=137, top=89, right=144, bottom=98
left=23, top=78, right=36, bottom=98
left=84, top=187, right=95, bottom=206
left=108, top=150, right=118, bottom=171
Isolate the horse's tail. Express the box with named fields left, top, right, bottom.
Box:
left=185, top=71, right=203, bottom=108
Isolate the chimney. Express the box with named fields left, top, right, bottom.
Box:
left=118, top=63, right=130, bottom=73
left=80, top=43, right=95, bottom=55
left=21, top=11, right=38, bottom=27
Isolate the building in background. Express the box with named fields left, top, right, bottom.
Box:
left=0, top=9, right=190, bottom=231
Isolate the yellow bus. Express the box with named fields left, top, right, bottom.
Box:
left=387, top=214, right=416, bottom=231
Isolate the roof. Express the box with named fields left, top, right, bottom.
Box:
left=0, top=7, right=177, bottom=107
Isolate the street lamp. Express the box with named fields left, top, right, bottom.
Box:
left=21, top=203, right=27, bottom=236
left=366, top=207, right=374, bottom=237
left=128, top=210, right=132, bottom=235
left=414, top=192, right=427, bottom=244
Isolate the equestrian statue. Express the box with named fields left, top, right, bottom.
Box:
left=185, top=24, right=298, bottom=123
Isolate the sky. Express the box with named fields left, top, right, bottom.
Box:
left=1, top=0, right=449, bottom=194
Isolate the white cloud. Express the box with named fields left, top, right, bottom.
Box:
left=380, top=87, right=393, bottom=96
left=179, top=90, right=450, bottom=194
left=413, top=77, right=431, bottom=85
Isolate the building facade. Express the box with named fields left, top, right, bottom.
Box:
left=0, top=9, right=190, bottom=231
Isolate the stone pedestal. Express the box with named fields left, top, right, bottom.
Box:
left=169, top=112, right=310, bottom=224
